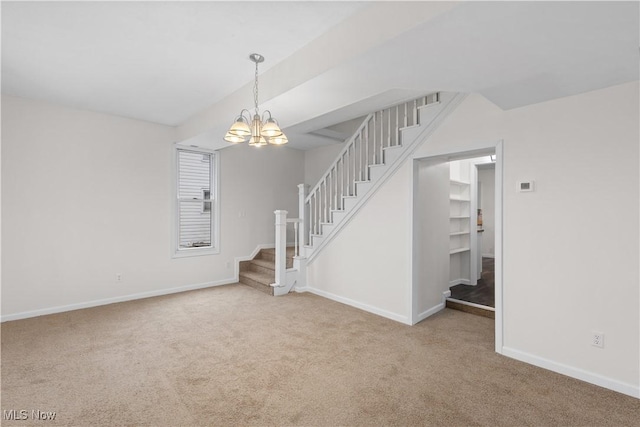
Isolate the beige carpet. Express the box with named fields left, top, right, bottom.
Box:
left=1, top=284, right=638, bottom=426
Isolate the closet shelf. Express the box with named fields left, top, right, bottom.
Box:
left=449, top=247, right=471, bottom=255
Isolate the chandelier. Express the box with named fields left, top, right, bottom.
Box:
left=224, top=53, right=288, bottom=146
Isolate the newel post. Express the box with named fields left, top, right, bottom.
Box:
left=274, top=210, right=288, bottom=287
left=297, top=184, right=308, bottom=254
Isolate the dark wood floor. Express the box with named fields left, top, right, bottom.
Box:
left=449, top=257, right=494, bottom=307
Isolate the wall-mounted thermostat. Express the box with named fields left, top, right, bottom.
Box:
left=517, top=181, right=535, bottom=192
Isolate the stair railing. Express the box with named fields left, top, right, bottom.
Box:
left=303, top=93, right=439, bottom=245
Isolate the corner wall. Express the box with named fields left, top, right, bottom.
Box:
left=1, top=96, right=304, bottom=319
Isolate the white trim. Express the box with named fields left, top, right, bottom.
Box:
left=502, top=347, right=640, bottom=399
left=415, top=303, right=445, bottom=323
left=295, top=286, right=411, bottom=325
left=494, top=140, right=504, bottom=353
left=171, top=144, right=220, bottom=258
left=481, top=253, right=495, bottom=258
left=1, top=278, right=236, bottom=323
left=449, top=278, right=471, bottom=286
left=446, top=298, right=495, bottom=312
left=410, top=138, right=504, bottom=355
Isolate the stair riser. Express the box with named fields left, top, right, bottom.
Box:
left=343, top=197, right=358, bottom=211
left=256, top=250, right=295, bottom=267
left=331, top=211, right=346, bottom=223
left=239, top=275, right=274, bottom=295
left=355, top=181, right=373, bottom=196
left=368, top=165, right=387, bottom=181
left=244, top=262, right=274, bottom=276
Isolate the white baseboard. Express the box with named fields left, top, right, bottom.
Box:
left=415, top=303, right=445, bottom=324
left=449, top=278, right=471, bottom=287
left=481, top=253, right=495, bottom=258
left=1, top=278, right=237, bottom=323
left=502, top=346, right=639, bottom=399
left=295, top=286, right=411, bottom=325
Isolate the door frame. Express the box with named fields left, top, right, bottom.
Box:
left=410, top=140, right=504, bottom=353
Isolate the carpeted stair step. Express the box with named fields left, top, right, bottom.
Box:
left=255, top=247, right=295, bottom=268
left=238, top=270, right=274, bottom=296
left=238, top=247, right=296, bottom=295
left=240, top=258, right=274, bottom=276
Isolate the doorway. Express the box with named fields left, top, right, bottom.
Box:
left=411, top=142, right=503, bottom=353
left=447, top=160, right=496, bottom=317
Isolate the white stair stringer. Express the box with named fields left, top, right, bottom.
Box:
left=302, top=92, right=467, bottom=264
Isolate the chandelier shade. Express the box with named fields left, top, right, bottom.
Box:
left=227, top=114, right=251, bottom=137
left=224, top=53, right=288, bottom=146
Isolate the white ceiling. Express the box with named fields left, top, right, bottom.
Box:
left=2, top=1, right=639, bottom=151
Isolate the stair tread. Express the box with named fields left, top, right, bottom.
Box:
left=247, top=258, right=275, bottom=270
left=239, top=270, right=274, bottom=283
left=260, top=247, right=295, bottom=256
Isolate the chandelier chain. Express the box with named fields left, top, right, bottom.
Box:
left=253, top=60, right=260, bottom=116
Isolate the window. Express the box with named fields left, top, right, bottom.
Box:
left=174, top=146, right=219, bottom=257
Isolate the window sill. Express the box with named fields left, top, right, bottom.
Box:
left=173, top=247, right=219, bottom=259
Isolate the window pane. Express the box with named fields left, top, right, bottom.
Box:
left=178, top=200, right=212, bottom=249
left=178, top=150, right=211, bottom=200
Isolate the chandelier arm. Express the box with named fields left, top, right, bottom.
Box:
left=261, top=110, right=273, bottom=122
left=238, top=109, right=252, bottom=122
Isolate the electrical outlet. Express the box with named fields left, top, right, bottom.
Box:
left=225, top=261, right=231, bottom=269
left=592, top=332, right=604, bottom=348
left=116, top=273, right=123, bottom=282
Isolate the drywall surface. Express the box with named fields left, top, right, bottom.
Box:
left=478, top=167, right=495, bottom=257
left=303, top=142, right=345, bottom=187
left=414, top=82, right=639, bottom=394
left=1, top=96, right=303, bottom=318
left=414, top=160, right=450, bottom=318
left=306, top=161, right=413, bottom=323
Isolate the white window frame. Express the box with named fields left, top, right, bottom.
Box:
left=172, top=145, right=220, bottom=258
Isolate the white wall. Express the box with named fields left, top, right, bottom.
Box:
left=416, top=81, right=639, bottom=396
left=414, top=160, right=450, bottom=321
left=304, top=81, right=639, bottom=396
left=478, top=166, right=495, bottom=257
left=303, top=142, right=345, bottom=187
left=306, top=161, right=414, bottom=324
left=1, top=95, right=303, bottom=319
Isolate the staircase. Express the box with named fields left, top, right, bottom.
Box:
left=250, top=91, right=466, bottom=296
left=239, top=247, right=295, bottom=295
left=301, top=92, right=466, bottom=262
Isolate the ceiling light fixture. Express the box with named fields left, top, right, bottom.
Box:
left=224, top=53, right=288, bottom=147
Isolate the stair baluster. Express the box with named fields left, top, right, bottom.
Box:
left=302, top=93, right=442, bottom=249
